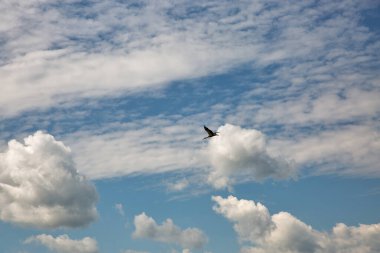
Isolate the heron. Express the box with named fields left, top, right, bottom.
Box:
left=203, top=125, right=219, bottom=139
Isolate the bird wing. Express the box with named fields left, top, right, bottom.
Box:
left=204, top=125, right=214, bottom=136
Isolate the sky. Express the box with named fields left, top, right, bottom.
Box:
left=0, top=0, right=380, bottom=253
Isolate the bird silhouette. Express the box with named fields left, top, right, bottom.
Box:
left=203, top=125, right=219, bottom=139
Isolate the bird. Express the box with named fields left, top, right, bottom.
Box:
left=203, top=125, right=219, bottom=139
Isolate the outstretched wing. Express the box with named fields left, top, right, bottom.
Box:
left=204, top=125, right=214, bottom=136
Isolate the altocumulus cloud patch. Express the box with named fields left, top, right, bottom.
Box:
left=0, top=131, right=98, bottom=228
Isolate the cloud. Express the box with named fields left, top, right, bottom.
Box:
left=213, top=195, right=380, bottom=253
left=1, top=0, right=377, bottom=118
left=254, top=88, right=380, bottom=126
left=25, top=234, right=99, bottom=253
left=64, top=119, right=205, bottom=179
left=0, top=0, right=257, bottom=118
left=211, top=195, right=274, bottom=243
left=207, top=124, right=296, bottom=189
left=115, top=203, right=125, bottom=216
left=0, top=131, right=98, bottom=228
left=133, top=212, right=208, bottom=250
left=123, top=250, right=149, bottom=253
left=1, top=0, right=379, bottom=182
left=166, top=178, right=190, bottom=192
left=63, top=122, right=295, bottom=190
left=270, top=125, right=380, bottom=177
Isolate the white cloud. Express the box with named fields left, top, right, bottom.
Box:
left=64, top=120, right=206, bottom=179
left=207, top=124, right=296, bottom=189
left=115, top=203, right=125, bottom=216
left=213, top=195, right=380, bottom=253
left=254, top=88, right=380, bottom=126
left=133, top=212, right=208, bottom=250
left=0, top=131, right=98, bottom=228
left=270, top=125, right=380, bottom=177
left=63, top=122, right=296, bottom=190
left=211, top=196, right=274, bottom=243
left=166, top=178, right=190, bottom=192
left=0, top=0, right=257, bottom=118
left=1, top=0, right=377, bottom=118
left=25, top=234, right=99, bottom=253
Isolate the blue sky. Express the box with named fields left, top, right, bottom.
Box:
left=0, top=1, right=380, bottom=253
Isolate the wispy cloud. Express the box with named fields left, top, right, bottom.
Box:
left=2, top=0, right=377, bottom=118
left=64, top=119, right=206, bottom=179
left=115, top=203, right=125, bottom=217
left=1, top=0, right=379, bottom=182
left=269, top=125, right=380, bottom=177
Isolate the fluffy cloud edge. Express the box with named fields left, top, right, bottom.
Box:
left=212, top=195, right=380, bottom=253
left=133, top=212, right=208, bottom=250
left=0, top=131, right=98, bottom=228
left=25, top=234, right=99, bottom=253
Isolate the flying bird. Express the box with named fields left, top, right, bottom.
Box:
left=203, top=125, right=219, bottom=139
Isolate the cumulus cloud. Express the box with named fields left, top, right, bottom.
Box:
left=213, top=195, right=380, bottom=253
left=0, top=131, right=98, bottom=228
left=133, top=212, right=208, bottom=250
left=211, top=195, right=274, bottom=243
left=25, top=234, right=99, bottom=253
left=207, top=124, right=296, bottom=189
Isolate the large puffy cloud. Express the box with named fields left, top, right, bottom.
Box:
left=25, top=234, right=99, bottom=253
left=207, top=124, right=296, bottom=189
left=213, top=195, right=380, bottom=253
left=0, top=131, right=98, bottom=228
left=133, top=212, right=208, bottom=250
